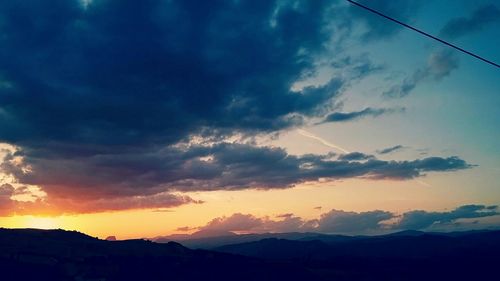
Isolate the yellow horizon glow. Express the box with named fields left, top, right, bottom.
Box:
left=1, top=175, right=484, bottom=240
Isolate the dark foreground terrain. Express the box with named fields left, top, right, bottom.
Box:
left=1, top=228, right=500, bottom=280
left=213, top=230, right=500, bottom=280
left=0, top=228, right=316, bottom=281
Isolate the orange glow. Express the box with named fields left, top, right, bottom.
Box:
left=23, top=216, right=60, bottom=230
left=0, top=176, right=477, bottom=239
left=1, top=167, right=496, bottom=240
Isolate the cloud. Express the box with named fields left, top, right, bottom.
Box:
left=316, top=209, right=394, bottom=233
left=347, top=0, right=425, bottom=41
left=331, top=54, right=385, bottom=80
left=0, top=1, right=472, bottom=215
left=377, top=145, right=404, bottom=155
left=0, top=0, right=339, bottom=149
left=0, top=184, right=16, bottom=215
left=384, top=49, right=459, bottom=98
left=202, top=213, right=265, bottom=233
left=328, top=205, right=500, bottom=233
left=188, top=213, right=308, bottom=235
left=0, top=186, right=199, bottom=216
left=176, top=205, right=500, bottom=236
left=176, top=226, right=197, bottom=232
left=338, top=152, right=374, bottom=161
left=0, top=0, right=346, bottom=211
left=1, top=143, right=471, bottom=201
left=440, top=4, right=500, bottom=40
left=397, top=205, right=499, bottom=230
left=319, top=107, right=404, bottom=123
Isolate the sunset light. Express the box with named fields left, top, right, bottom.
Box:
left=0, top=0, right=499, bottom=280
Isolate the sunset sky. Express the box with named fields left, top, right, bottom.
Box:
left=1, top=0, right=499, bottom=239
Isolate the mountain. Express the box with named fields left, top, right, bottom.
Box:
left=215, top=230, right=500, bottom=259
left=157, top=229, right=500, bottom=250
left=0, top=228, right=319, bottom=281
left=154, top=231, right=325, bottom=249
left=214, top=230, right=500, bottom=280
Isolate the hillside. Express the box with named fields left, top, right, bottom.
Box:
left=0, top=228, right=317, bottom=281
left=3, top=228, right=500, bottom=280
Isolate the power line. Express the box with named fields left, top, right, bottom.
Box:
left=347, top=0, right=500, bottom=69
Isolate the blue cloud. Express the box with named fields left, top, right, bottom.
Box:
left=440, top=4, right=500, bottom=40
left=384, top=49, right=459, bottom=98
left=397, top=205, right=499, bottom=230
left=377, top=145, right=404, bottom=155
left=319, top=107, right=404, bottom=123
left=347, top=0, right=425, bottom=41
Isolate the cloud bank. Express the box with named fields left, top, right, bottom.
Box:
left=180, top=205, right=499, bottom=236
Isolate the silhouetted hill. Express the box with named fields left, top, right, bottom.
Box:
left=0, top=228, right=319, bottom=281
left=3, top=228, right=500, bottom=280
left=213, top=230, right=500, bottom=280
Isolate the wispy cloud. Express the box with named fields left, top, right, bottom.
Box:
left=318, top=107, right=404, bottom=123
left=377, top=145, right=405, bottom=155
left=440, top=4, right=500, bottom=40
left=384, top=49, right=459, bottom=98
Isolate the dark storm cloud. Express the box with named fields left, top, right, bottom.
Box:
left=384, top=49, right=459, bottom=98
left=0, top=0, right=472, bottom=213
left=0, top=0, right=340, bottom=198
left=440, top=4, right=500, bottom=40
left=0, top=0, right=339, bottom=151
left=397, top=205, right=499, bottom=230
left=319, top=107, right=404, bottom=123
left=377, top=145, right=404, bottom=155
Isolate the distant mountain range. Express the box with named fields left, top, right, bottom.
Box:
left=214, top=229, right=500, bottom=259
left=211, top=229, right=500, bottom=280
left=153, top=231, right=334, bottom=249
left=152, top=229, right=496, bottom=249
left=2, top=228, right=499, bottom=280
left=155, top=229, right=500, bottom=280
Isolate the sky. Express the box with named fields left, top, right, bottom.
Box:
left=0, top=0, right=499, bottom=239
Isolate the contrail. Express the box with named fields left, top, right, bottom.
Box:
left=297, top=129, right=350, bottom=153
